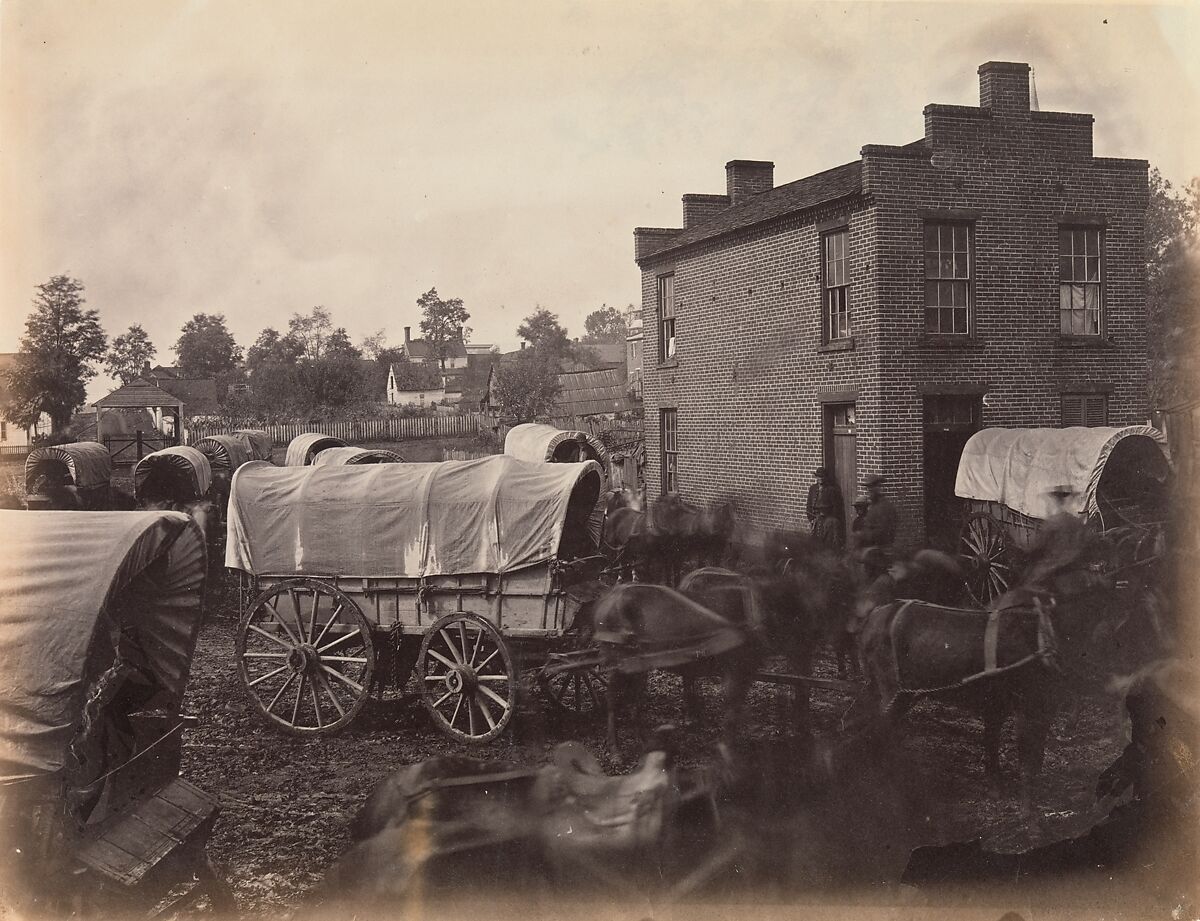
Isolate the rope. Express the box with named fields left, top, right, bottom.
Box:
left=75, top=721, right=186, bottom=791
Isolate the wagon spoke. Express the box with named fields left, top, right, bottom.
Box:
left=469, top=624, right=484, bottom=666
left=247, top=664, right=290, bottom=687
left=291, top=674, right=305, bottom=726
left=248, top=623, right=295, bottom=652
left=315, top=670, right=346, bottom=718
left=475, top=648, right=500, bottom=672
left=438, top=629, right=465, bottom=665
left=313, top=604, right=344, bottom=648
left=310, top=679, right=324, bottom=729
left=321, top=655, right=369, bottom=664
left=243, top=652, right=288, bottom=659
left=449, top=694, right=464, bottom=729
left=266, top=672, right=298, bottom=714
left=308, top=591, right=321, bottom=643
left=432, top=689, right=455, bottom=709
left=475, top=696, right=498, bottom=731
left=475, top=674, right=510, bottom=682
left=425, top=649, right=456, bottom=671
left=321, top=664, right=365, bottom=694
left=318, top=629, right=362, bottom=655
left=479, top=685, right=510, bottom=713
left=458, top=621, right=468, bottom=664
left=288, top=589, right=307, bottom=645
left=468, top=696, right=477, bottom=736
left=266, top=601, right=303, bottom=647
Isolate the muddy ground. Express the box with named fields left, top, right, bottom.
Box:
left=182, top=562, right=1131, bottom=918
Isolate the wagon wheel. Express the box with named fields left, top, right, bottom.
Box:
left=236, top=578, right=375, bottom=735
left=960, top=512, right=1013, bottom=606
left=538, top=657, right=608, bottom=719
left=418, top=612, right=516, bottom=743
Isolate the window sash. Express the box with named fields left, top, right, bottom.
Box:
left=657, top=274, right=676, bottom=361
left=822, top=230, right=850, bottom=341
left=923, top=223, right=971, bottom=335
left=661, top=409, right=678, bottom=493
left=1059, top=227, right=1103, bottom=336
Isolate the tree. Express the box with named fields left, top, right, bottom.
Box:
left=173, top=313, right=242, bottom=376
left=359, top=328, right=388, bottom=360
left=105, top=324, right=157, bottom=385
left=517, top=307, right=574, bottom=366
left=378, top=347, right=441, bottom=393
left=417, top=288, right=471, bottom=370
left=582, top=304, right=629, bottom=343
left=1146, top=168, right=1200, bottom=407
left=2, top=275, right=106, bottom=433
left=492, top=351, right=561, bottom=423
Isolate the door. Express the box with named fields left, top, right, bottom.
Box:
left=923, top=395, right=982, bottom=550
left=824, top=403, right=857, bottom=527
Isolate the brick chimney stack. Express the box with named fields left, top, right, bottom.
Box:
left=404, top=326, right=411, bottom=344
left=725, top=160, right=774, bottom=203
left=978, top=61, right=1031, bottom=114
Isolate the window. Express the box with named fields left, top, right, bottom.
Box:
left=822, top=229, right=850, bottom=341
left=924, top=223, right=971, bottom=335
left=661, top=408, right=678, bottom=493
left=657, top=273, right=676, bottom=361
left=1062, top=393, right=1108, bottom=427
left=1059, top=227, right=1103, bottom=336
left=0, top=421, right=6, bottom=442
left=923, top=394, right=979, bottom=430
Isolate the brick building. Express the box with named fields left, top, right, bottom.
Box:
left=633, top=61, right=1149, bottom=549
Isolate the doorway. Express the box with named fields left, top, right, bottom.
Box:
left=823, top=402, right=857, bottom=527
left=923, top=394, right=982, bottom=550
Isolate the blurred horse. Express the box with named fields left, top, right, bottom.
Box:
left=600, top=492, right=737, bottom=585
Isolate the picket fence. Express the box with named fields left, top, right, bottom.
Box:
left=187, top=413, right=489, bottom=447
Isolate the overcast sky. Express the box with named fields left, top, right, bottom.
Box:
left=2, top=0, right=1197, bottom=401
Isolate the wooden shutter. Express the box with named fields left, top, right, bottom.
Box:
left=1062, top=393, right=1108, bottom=427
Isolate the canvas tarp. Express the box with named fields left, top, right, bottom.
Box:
left=193, top=434, right=251, bottom=474
left=504, top=423, right=609, bottom=470
left=0, top=510, right=207, bottom=783
left=133, top=445, right=213, bottom=501
left=284, top=433, right=348, bottom=466
left=311, top=446, right=405, bottom=466
left=25, top=442, right=112, bottom=491
left=226, top=455, right=602, bottom=578
left=234, top=429, right=274, bottom=462
left=954, top=426, right=1168, bottom=521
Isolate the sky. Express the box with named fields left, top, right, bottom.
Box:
left=1, top=0, right=1197, bottom=401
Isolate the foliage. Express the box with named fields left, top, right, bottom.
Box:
left=2, top=275, right=107, bottom=433
left=173, top=313, right=242, bottom=376
left=582, top=304, right=629, bottom=343
left=417, top=288, right=471, bottom=369
left=378, top=347, right=441, bottom=393
left=359, top=328, right=388, bottom=360
left=1146, top=169, right=1200, bottom=407
left=104, top=324, right=157, bottom=385
left=491, top=351, right=561, bottom=423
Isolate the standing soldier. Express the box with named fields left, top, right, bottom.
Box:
left=857, top=474, right=898, bottom=579
left=807, top=467, right=846, bottom=550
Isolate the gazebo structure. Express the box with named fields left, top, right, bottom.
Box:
left=92, top=378, right=184, bottom=464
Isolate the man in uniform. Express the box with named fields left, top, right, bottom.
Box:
left=856, top=474, right=898, bottom=579
left=807, top=467, right=845, bottom=550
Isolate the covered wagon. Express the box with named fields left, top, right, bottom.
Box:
left=954, top=426, right=1169, bottom=603
left=226, top=455, right=606, bottom=742
left=311, top=446, right=406, bottom=466
left=284, top=432, right=349, bottom=466
left=0, top=510, right=229, bottom=913
left=234, top=428, right=274, bottom=462
left=505, top=423, right=610, bottom=543
left=133, top=445, right=213, bottom=505
left=24, top=442, right=113, bottom=510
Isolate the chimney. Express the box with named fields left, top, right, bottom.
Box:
left=142, top=360, right=151, bottom=377
left=682, top=193, right=730, bottom=228
left=521, top=341, right=526, bottom=350
left=404, top=326, right=411, bottom=344
left=978, top=61, right=1031, bottom=115
left=725, top=160, right=774, bottom=203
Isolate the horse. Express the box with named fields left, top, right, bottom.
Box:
left=855, top=564, right=1155, bottom=823
left=591, top=569, right=762, bottom=757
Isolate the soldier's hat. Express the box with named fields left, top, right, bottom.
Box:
left=813, top=466, right=827, bottom=478
left=853, top=495, right=870, bottom=509
left=864, top=474, right=887, bottom=488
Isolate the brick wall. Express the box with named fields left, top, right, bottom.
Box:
left=637, top=62, right=1148, bottom=548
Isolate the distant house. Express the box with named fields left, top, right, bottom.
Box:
left=144, top=365, right=220, bottom=417
left=624, top=303, right=644, bottom=400
left=388, top=385, right=447, bottom=409
left=484, top=362, right=635, bottom=426
left=93, top=378, right=186, bottom=442
left=0, top=352, right=51, bottom=447
left=400, top=326, right=468, bottom=370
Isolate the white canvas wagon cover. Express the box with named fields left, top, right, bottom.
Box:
left=226, top=455, right=603, bottom=578
left=955, top=426, right=1168, bottom=521
left=504, top=423, right=609, bottom=469
left=192, top=434, right=251, bottom=473
left=133, top=445, right=213, bottom=500
left=0, top=510, right=207, bottom=783
left=311, top=446, right=405, bottom=466
left=284, top=432, right=349, bottom=466
left=25, top=442, right=112, bottom=491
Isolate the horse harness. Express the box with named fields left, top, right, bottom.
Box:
left=885, top=594, right=1060, bottom=703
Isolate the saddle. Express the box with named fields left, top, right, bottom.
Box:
left=533, top=742, right=674, bottom=855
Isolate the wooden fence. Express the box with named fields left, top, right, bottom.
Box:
left=186, top=413, right=488, bottom=446
left=0, top=445, right=31, bottom=463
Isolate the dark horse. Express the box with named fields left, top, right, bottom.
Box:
left=600, top=492, right=737, bottom=585
left=592, top=568, right=762, bottom=756
left=856, top=568, right=1148, bottom=821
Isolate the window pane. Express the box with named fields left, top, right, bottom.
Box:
left=924, top=225, right=939, bottom=251
left=1086, top=256, right=1100, bottom=282
left=1059, top=228, right=1072, bottom=253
